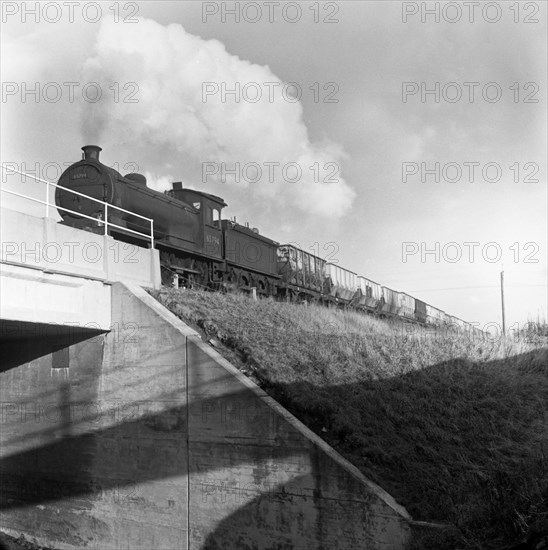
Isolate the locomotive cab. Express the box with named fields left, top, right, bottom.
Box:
left=167, top=182, right=227, bottom=259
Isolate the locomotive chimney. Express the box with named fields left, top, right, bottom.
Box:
left=82, top=145, right=102, bottom=161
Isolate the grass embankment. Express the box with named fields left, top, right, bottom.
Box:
left=150, top=288, right=548, bottom=550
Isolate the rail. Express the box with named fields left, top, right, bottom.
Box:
left=0, top=165, right=155, bottom=248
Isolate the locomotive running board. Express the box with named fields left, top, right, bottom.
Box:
left=169, top=265, right=203, bottom=275
left=224, top=260, right=281, bottom=280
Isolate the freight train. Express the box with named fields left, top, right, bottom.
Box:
left=55, top=145, right=482, bottom=336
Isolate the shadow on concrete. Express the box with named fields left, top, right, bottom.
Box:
left=0, top=403, right=188, bottom=510
left=0, top=320, right=106, bottom=373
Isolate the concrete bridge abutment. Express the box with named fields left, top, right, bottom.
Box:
left=0, top=282, right=411, bottom=549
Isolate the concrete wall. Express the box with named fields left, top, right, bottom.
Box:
left=0, top=282, right=411, bottom=549
left=0, top=208, right=161, bottom=289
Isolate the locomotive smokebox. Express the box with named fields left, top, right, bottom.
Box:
left=82, top=145, right=102, bottom=161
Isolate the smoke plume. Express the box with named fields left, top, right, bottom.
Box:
left=80, top=16, right=355, bottom=219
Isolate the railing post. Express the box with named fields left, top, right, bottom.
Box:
left=104, top=203, right=108, bottom=236
left=150, top=219, right=154, bottom=248
left=45, top=181, right=50, bottom=217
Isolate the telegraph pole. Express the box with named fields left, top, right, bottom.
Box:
left=500, top=270, right=506, bottom=335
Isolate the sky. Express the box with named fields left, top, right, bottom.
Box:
left=1, top=1, right=546, bottom=331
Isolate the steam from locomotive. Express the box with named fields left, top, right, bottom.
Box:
left=79, top=16, right=355, bottom=219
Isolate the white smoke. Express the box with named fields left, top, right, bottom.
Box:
left=143, top=172, right=175, bottom=193
left=79, top=16, right=355, bottom=218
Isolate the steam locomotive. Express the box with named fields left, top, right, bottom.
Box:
left=56, top=145, right=280, bottom=296
left=55, top=145, right=480, bottom=335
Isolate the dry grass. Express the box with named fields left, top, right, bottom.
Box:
left=150, top=287, right=548, bottom=549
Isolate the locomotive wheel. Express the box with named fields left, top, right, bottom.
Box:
left=238, top=274, right=250, bottom=290
left=161, top=265, right=174, bottom=286
left=187, top=274, right=196, bottom=289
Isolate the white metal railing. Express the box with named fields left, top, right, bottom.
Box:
left=0, top=165, right=154, bottom=248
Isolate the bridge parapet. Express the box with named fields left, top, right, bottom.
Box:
left=1, top=207, right=160, bottom=289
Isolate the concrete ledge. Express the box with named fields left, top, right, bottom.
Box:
left=1, top=263, right=111, bottom=330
